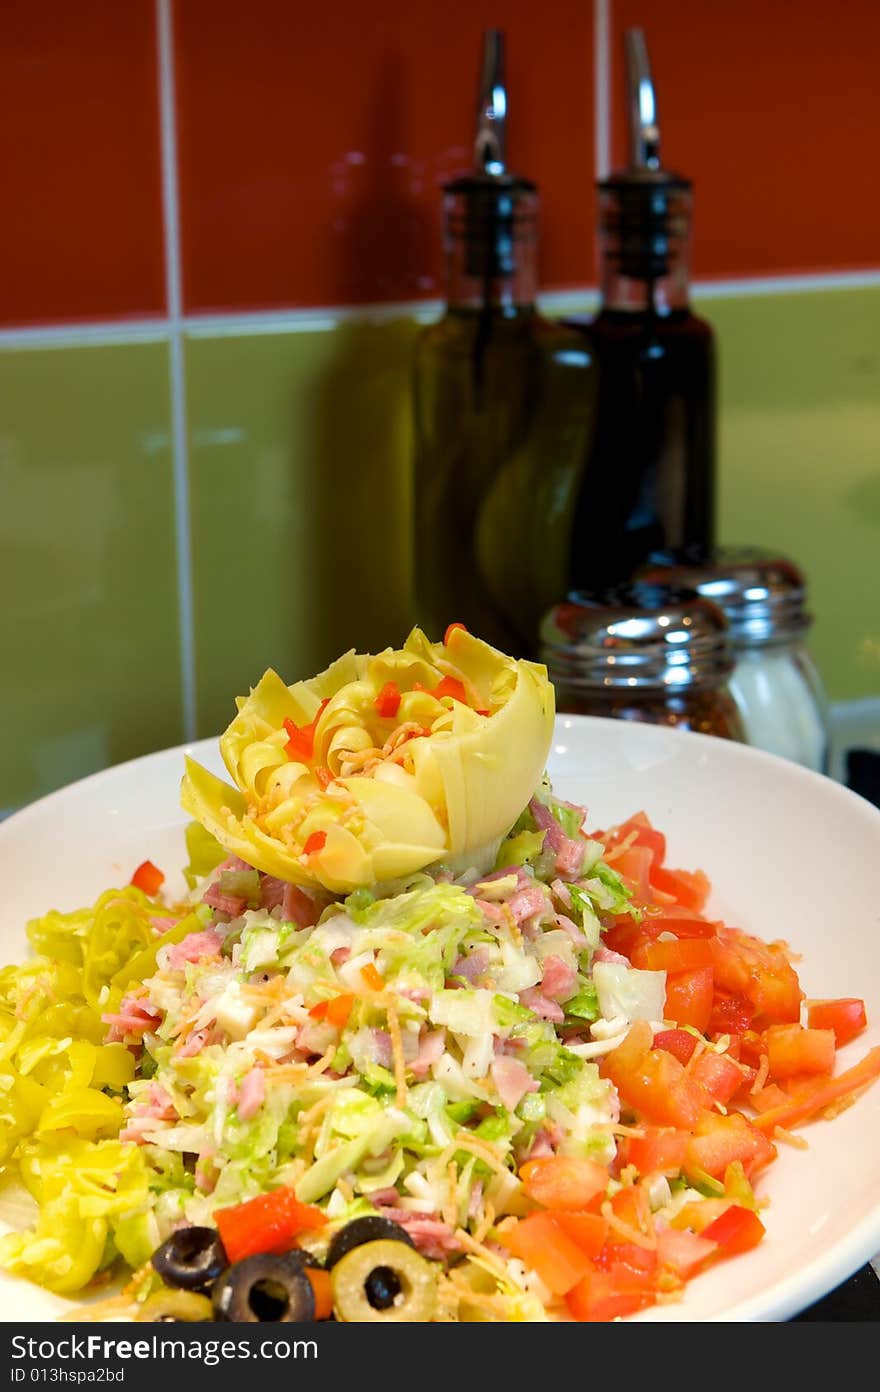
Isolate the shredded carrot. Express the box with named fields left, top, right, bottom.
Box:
left=750, top=1053, right=770, bottom=1095
left=773, top=1126, right=810, bottom=1150
left=601, top=1199, right=657, bottom=1250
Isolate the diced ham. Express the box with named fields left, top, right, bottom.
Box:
left=365, top=1187, right=401, bottom=1207
left=102, top=997, right=162, bottom=1043
left=541, top=954, right=578, bottom=1002
left=370, top=1029, right=394, bottom=1070
left=175, top=1025, right=220, bottom=1058
left=529, top=798, right=586, bottom=879
left=330, top=946, right=351, bottom=966
left=526, top=1127, right=559, bottom=1159
left=554, top=912, right=590, bottom=950
left=237, top=1067, right=265, bottom=1120
left=150, top=916, right=180, bottom=932
left=166, top=928, right=225, bottom=971
left=367, top=1207, right=460, bottom=1259
left=474, top=898, right=505, bottom=924
left=519, top=988, right=565, bottom=1023
left=450, top=947, right=490, bottom=985
left=551, top=879, right=573, bottom=909
left=529, top=797, right=565, bottom=852
left=490, top=1054, right=538, bottom=1111
left=202, top=883, right=247, bottom=918
left=555, top=837, right=587, bottom=878
left=282, top=883, right=321, bottom=928
left=409, top=1029, right=446, bottom=1078
left=508, top=885, right=547, bottom=925
left=260, top=875, right=287, bottom=912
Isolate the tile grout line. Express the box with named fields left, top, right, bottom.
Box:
left=157, top=0, right=198, bottom=744
left=594, top=0, right=611, bottom=180
left=4, top=267, right=880, bottom=351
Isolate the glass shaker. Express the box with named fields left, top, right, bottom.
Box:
left=640, top=547, right=831, bottom=773
left=538, top=583, right=746, bottom=740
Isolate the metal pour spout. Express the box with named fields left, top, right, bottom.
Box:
left=625, top=27, right=661, bottom=170
left=474, top=28, right=507, bottom=175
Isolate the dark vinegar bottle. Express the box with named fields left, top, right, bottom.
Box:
left=566, top=28, right=716, bottom=591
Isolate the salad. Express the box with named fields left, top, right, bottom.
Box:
left=1, top=624, right=878, bottom=1324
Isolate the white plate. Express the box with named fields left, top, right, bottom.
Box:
left=2, top=715, right=880, bottom=1323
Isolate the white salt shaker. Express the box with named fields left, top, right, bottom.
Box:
left=641, top=547, right=831, bottom=774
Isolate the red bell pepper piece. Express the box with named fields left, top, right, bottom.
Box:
left=130, top=860, right=165, bottom=896
left=374, top=681, right=402, bottom=719
left=214, top=1188, right=327, bottom=1263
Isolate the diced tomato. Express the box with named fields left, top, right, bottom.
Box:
left=444, top=622, right=469, bottom=644
left=302, top=830, right=327, bottom=856
left=500, top=1213, right=594, bottom=1294
left=656, top=1225, right=718, bottom=1278
left=710, top=925, right=803, bottom=1026
left=652, top=1029, right=698, bottom=1066
left=519, top=1155, right=608, bottom=1210
left=650, top=866, right=710, bottom=913
left=749, top=1083, right=789, bottom=1114
left=598, top=1242, right=658, bottom=1297
left=566, top=1263, right=656, bottom=1322
left=431, top=675, right=468, bottom=704
left=651, top=911, right=716, bottom=940
left=764, top=1024, right=835, bottom=1082
left=684, top=1109, right=776, bottom=1181
left=601, top=918, right=646, bottom=959
left=701, top=1204, right=765, bottom=1256
left=374, top=681, right=401, bottom=719
left=752, top=1045, right=880, bottom=1134
left=806, top=998, right=868, bottom=1049
left=305, top=1266, right=334, bottom=1320
left=613, top=846, right=654, bottom=903
left=602, top=1024, right=705, bottom=1130
left=708, top=990, right=755, bottom=1037
left=664, top=966, right=715, bottom=1033
left=552, top=1212, right=609, bottom=1258
left=130, top=860, right=164, bottom=896
left=360, top=963, right=384, bottom=992
left=690, top=1050, right=751, bottom=1106
left=215, top=1188, right=327, bottom=1263
left=622, top=1125, right=689, bottom=1176
left=632, top=938, right=714, bottom=973
left=608, top=1184, right=652, bottom=1237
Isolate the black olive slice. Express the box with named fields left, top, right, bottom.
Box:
left=151, top=1226, right=228, bottom=1292
left=325, top=1215, right=415, bottom=1268
left=212, top=1252, right=316, bottom=1323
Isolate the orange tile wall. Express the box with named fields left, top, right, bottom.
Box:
left=3, top=0, right=878, bottom=328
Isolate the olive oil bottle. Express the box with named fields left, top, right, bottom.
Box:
left=565, top=29, right=717, bottom=590
left=412, top=31, right=594, bottom=658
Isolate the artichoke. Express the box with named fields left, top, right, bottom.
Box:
left=180, top=627, right=555, bottom=893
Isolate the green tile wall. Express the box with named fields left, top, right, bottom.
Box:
left=186, top=321, right=420, bottom=737
left=703, top=286, right=880, bottom=702
left=0, top=341, right=183, bottom=809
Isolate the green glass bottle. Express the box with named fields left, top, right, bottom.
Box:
left=412, top=30, right=595, bottom=658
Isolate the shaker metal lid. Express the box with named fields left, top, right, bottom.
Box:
left=538, top=583, right=735, bottom=690
left=640, top=546, right=811, bottom=646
